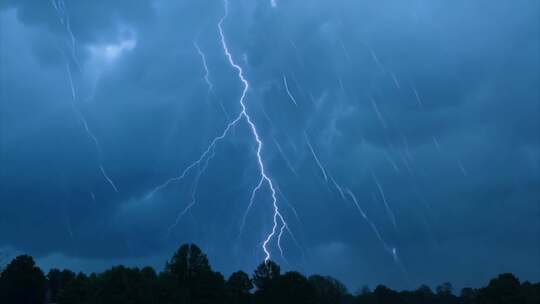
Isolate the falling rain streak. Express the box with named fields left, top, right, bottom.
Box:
left=50, top=0, right=118, bottom=193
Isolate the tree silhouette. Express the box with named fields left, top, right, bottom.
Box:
left=226, top=271, right=252, bottom=304
left=436, top=282, right=453, bottom=296
left=372, top=284, right=401, bottom=304
left=0, top=251, right=8, bottom=271
left=477, top=273, right=522, bottom=304
left=356, top=285, right=377, bottom=304
left=89, top=265, right=159, bottom=304
left=273, top=271, right=316, bottom=304
left=460, top=287, right=478, bottom=304
left=435, top=282, right=458, bottom=304
left=0, top=255, right=46, bottom=304
left=252, top=260, right=280, bottom=291
left=47, top=269, right=75, bottom=303
left=56, top=273, right=91, bottom=304
left=410, top=284, right=437, bottom=304
left=309, top=274, right=349, bottom=304
left=253, top=261, right=281, bottom=304
left=519, top=281, right=540, bottom=304
left=0, top=245, right=538, bottom=304
left=163, top=243, right=224, bottom=304
left=166, top=244, right=212, bottom=281
left=139, top=266, right=159, bottom=303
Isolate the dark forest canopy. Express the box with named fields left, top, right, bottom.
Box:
left=1, top=244, right=539, bottom=304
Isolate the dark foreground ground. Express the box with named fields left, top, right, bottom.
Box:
left=1, top=243, right=539, bottom=304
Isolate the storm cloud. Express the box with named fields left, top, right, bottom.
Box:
left=1, top=0, right=538, bottom=290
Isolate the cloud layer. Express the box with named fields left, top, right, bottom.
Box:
left=1, top=0, right=538, bottom=290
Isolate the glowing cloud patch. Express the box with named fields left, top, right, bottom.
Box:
left=89, top=38, right=137, bottom=62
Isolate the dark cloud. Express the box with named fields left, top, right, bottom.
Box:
left=1, top=0, right=538, bottom=290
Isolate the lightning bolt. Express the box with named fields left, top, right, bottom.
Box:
left=149, top=0, right=290, bottom=263
left=51, top=0, right=82, bottom=72
left=194, top=41, right=231, bottom=121
left=146, top=116, right=239, bottom=200
left=194, top=41, right=214, bottom=94
left=218, top=0, right=289, bottom=262
left=167, top=146, right=216, bottom=236
left=51, top=0, right=118, bottom=193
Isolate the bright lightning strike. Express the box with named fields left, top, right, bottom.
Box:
left=51, top=0, right=82, bottom=72
left=194, top=41, right=231, bottom=121
left=149, top=0, right=290, bottom=263
left=194, top=41, right=214, bottom=93
left=167, top=147, right=216, bottom=237
left=218, top=0, right=288, bottom=262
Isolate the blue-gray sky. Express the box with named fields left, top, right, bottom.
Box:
left=1, top=0, right=539, bottom=291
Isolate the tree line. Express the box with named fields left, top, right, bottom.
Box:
left=0, top=243, right=538, bottom=304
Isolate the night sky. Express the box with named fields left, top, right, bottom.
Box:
left=1, top=0, right=539, bottom=291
